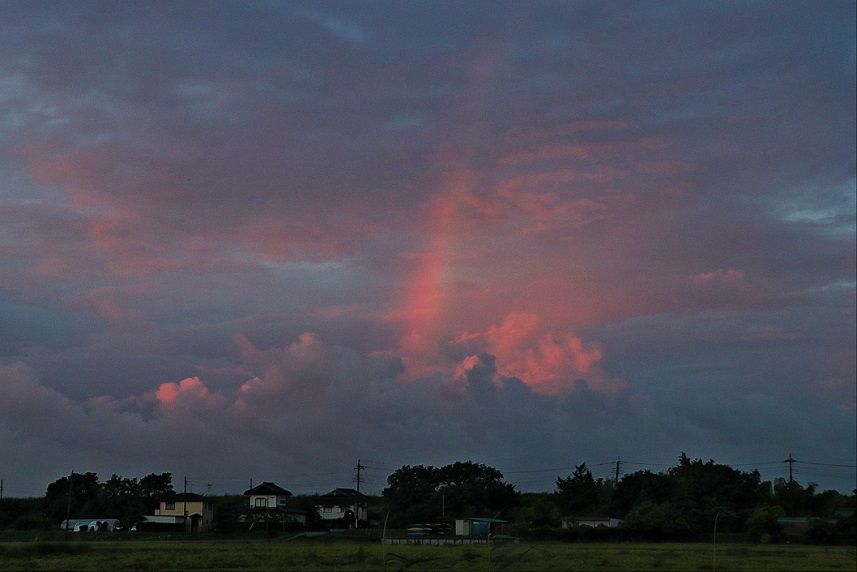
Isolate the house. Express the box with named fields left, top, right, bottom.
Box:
left=148, top=492, right=214, bottom=532
left=315, top=488, right=368, bottom=526
left=454, top=517, right=507, bottom=537
left=244, top=481, right=293, bottom=511
left=242, top=482, right=305, bottom=525
left=561, top=516, right=623, bottom=529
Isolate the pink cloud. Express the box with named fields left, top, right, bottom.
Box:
left=233, top=331, right=329, bottom=411
left=694, top=268, right=746, bottom=284
left=455, top=312, right=611, bottom=393
left=155, top=376, right=211, bottom=407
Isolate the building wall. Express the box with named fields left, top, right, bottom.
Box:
left=156, top=500, right=205, bottom=517
left=249, top=494, right=288, bottom=509
left=155, top=500, right=214, bottom=531
left=316, top=503, right=367, bottom=521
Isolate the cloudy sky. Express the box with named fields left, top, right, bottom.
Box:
left=1, top=1, right=854, bottom=497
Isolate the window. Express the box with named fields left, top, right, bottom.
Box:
left=165, top=502, right=176, bottom=510
left=254, top=497, right=268, bottom=507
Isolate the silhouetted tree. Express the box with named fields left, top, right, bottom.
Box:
left=555, top=464, right=604, bottom=515
left=44, top=472, right=100, bottom=522
left=611, top=469, right=675, bottom=517
left=383, top=461, right=518, bottom=525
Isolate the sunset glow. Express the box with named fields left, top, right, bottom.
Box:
left=0, top=2, right=853, bottom=496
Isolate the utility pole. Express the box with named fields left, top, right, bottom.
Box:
left=785, top=453, right=795, bottom=483
left=354, top=459, right=365, bottom=494
left=614, top=457, right=622, bottom=484
left=183, top=476, right=188, bottom=534
left=354, top=460, right=366, bottom=530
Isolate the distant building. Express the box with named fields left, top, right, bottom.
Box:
left=561, top=516, right=623, bottom=529
left=454, top=517, right=507, bottom=537
left=242, top=481, right=305, bottom=526
left=60, top=518, right=120, bottom=532
left=148, top=492, right=214, bottom=532
left=244, top=481, right=293, bottom=510
left=315, top=488, right=368, bottom=526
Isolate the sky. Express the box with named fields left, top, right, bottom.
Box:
left=0, top=1, right=855, bottom=498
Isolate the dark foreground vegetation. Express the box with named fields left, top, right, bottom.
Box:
left=0, top=539, right=854, bottom=571
left=1, top=454, right=854, bottom=545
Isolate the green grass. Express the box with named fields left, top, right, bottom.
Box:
left=0, top=539, right=853, bottom=571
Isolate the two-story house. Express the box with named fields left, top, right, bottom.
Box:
left=242, top=481, right=308, bottom=526
left=315, top=488, right=368, bottom=527
left=149, top=492, right=214, bottom=532
left=244, top=481, right=293, bottom=510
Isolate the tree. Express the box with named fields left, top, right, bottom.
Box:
left=611, top=470, right=674, bottom=517
left=383, top=461, right=519, bottom=525
left=555, top=464, right=603, bottom=515
left=41, top=471, right=173, bottom=525
left=668, top=453, right=768, bottom=531
left=437, top=462, right=519, bottom=516
left=623, top=500, right=692, bottom=538
left=383, top=465, right=439, bottom=524
left=139, top=473, right=174, bottom=507
left=772, top=478, right=817, bottom=516
left=745, top=505, right=785, bottom=542
left=43, top=472, right=100, bottom=522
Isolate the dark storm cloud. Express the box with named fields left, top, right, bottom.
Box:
left=0, top=1, right=853, bottom=494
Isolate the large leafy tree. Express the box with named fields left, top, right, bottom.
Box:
left=555, top=463, right=604, bottom=516
left=668, top=453, right=768, bottom=531
left=383, top=461, right=519, bottom=525
left=44, top=472, right=100, bottom=522
left=611, top=470, right=675, bottom=516
left=42, top=471, right=173, bottom=524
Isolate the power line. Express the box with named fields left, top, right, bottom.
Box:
left=797, top=460, right=857, bottom=468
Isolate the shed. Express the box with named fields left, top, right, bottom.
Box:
left=454, top=517, right=507, bottom=537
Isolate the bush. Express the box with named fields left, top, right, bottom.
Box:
left=745, top=506, right=784, bottom=543
left=623, top=501, right=692, bottom=539
left=13, top=512, right=53, bottom=530
left=803, top=518, right=838, bottom=544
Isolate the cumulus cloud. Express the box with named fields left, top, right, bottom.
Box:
left=0, top=2, right=853, bottom=495
left=455, top=312, right=615, bottom=393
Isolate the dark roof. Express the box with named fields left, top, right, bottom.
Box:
left=316, top=488, right=368, bottom=504
left=243, top=481, right=293, bottom=497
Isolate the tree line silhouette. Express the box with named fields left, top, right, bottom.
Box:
left=0, top=454, right=854, bottom=543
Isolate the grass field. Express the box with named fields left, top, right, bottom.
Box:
left=0, top=539, right=854, bottom=571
